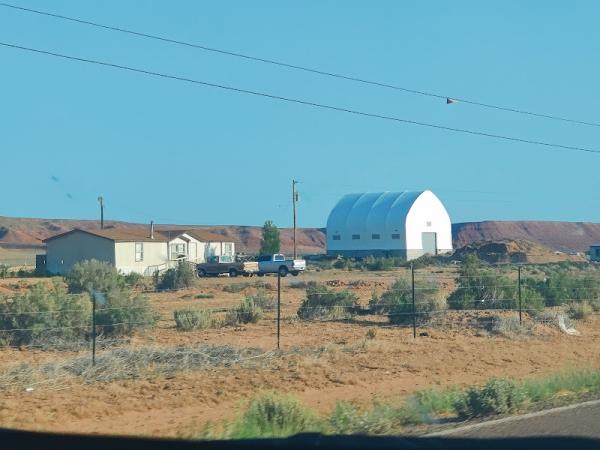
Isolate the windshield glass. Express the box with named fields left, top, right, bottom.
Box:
left=0, top=1, right=599, bottom=444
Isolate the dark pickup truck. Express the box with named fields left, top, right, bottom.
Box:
left=196, top=255, right=259, bottom=277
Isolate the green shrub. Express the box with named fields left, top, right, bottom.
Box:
left=522, top=369, right=600, bottom=403
left=566, top=301, right=593, bottom=320
left=527, top=271, right=600, bottom=307
left=297, top=284, right=359, bottom=320
left=66, top=260, right=158, bottom=336
left=174, top=309, right=219, bottom=331
left=194, top=293, right=215, bottom=299
left=403, top=254, right=440, bottom=269
left=455, top=378, right=525, bottom=419
left=369, top=278, right=445, bottom=325
left=246, top=290, right=275, bottom=310
left=94, top=291, right=158, bottom=336
left=66, top=260, right=125, bottom=294
left=447, top=255, right=516, bottom=310
left=332, top=257, right=357, bottom=271
left=407, top=387, right=465, bottom=418
left=0, top=264, right=8, bottom=278
left=361, top=256, right=400, bottom=271
left=225, top=297, right=263, bottom=326
left=122, top=271, right=145, bottom=288
left=228, top=392, right=319, bottom=438
left=521, top=286, right=545, bottom=312
left=157, top=262, right=196, bottom=290
left=0, top=280, right=90, bottom=346
left=329, top=401, right=420, bottom=435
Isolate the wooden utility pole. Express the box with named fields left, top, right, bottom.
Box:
left=97, top=196, right=104, bottom=229
left=292, top=180, right=298, bottom=259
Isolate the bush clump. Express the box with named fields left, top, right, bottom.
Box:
left=174, top=309, right=219, bottom=331
left=66, top=259, right=125, bottom=294
left=447, top=255, right=516, bottom=310
left=0, top=280, right=90, bottom=346
left=566, top=301, right=594, bottom=320
left=67, top=260, right=158, bottom=336
left=156, top=262, right=196, bottom=290
left=455, top=378, right=526, bottom=419
left=225, top=297, right=263, bottom=326
left=297, top=283, right=359, bottom=320
left=328, top=401, right=419, bottom=435
left=227, top=392, right=319, bottom=438
left=489, top=316, right=532, bottom=337
left=369, top=278, right=445, bottom=325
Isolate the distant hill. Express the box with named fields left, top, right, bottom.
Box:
left=452, top=221, right=600, bottom=253
left=0, top=216, right=326, bottom=255
left=1, top=216, right=599, bottom=256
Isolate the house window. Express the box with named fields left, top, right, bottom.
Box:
left=391, top=234, right=401, bottom=240
left=135, top=242, right=144, bottom=262
left=170, top=243, right=186, bottom=259
left=352, top=234, right=360, bottom=240
left=223, top=242, right=233, bottom=256
left=372, top=234, right=380, bottom=240
left=332, top=235, right=341, bottom=241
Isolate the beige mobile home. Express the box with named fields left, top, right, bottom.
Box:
left=43, top=227, right=235, bottom=275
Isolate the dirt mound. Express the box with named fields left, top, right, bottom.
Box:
left=452, top=239, right=585, bottom=264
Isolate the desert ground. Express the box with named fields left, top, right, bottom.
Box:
left=0, top=267, right=599, bottom=437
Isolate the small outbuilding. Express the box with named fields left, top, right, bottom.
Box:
left=590, top=245, right=600, bottom=262
left=326, top=190, right=452, bottom=260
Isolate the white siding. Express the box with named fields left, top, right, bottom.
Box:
left=114, top=241, right=168, bottom=275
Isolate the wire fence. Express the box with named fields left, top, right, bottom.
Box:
left=0, top=265, right=598, bottom=373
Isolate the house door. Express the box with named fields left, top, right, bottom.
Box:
left=189, top=242, right=197, bottom=261
left=421, top=232, right=437, bottom=255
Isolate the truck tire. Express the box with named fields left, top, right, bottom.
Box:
left=291, top=271, right=300, bottom=276
left=198, top=268, right=207, bottom=277
left=229, top=268, right=239, bottom=277
left=278, top=266, right=289, bottom=277
left=257, top=272, right=265, bottom=277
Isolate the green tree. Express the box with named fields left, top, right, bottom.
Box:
left=260, top=220, right=280, bottom=255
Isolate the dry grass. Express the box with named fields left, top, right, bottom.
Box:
left=0, top=345, right=269, bottom=390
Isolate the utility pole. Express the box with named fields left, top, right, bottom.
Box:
left=292, top=180, right=298, bottom=259
left=97, top=196, right=104, bottom=229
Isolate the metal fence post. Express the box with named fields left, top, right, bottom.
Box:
left=518, top=265, right=522, bottom=325
left=411, top=263, right=416, bottom=339
left=91, top=295, right=97, bottom=367
left=277, top=272, right=281, bottom=350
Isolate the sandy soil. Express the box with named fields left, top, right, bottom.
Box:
left=0, top=269, right=599, bottom=437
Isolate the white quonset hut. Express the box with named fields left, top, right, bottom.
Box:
left=326, top=191, right=452, bottom=260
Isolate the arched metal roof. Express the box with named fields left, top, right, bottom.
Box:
left=326, top=191, right=424, bottom=235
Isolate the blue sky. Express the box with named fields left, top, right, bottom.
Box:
left=1, top=1, right=599, bottom=227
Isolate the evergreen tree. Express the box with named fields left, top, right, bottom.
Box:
left=260, top=220, right=280, bottom=255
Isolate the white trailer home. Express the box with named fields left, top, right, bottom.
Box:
left=43, top=227, right=235, bottom=275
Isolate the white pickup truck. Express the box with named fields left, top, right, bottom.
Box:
left=256, top=254, right=306, bottom=277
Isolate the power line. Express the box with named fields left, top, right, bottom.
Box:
left=1, top=40, right=599, bottom=155
left=1, top=2, right=599, bottom=128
